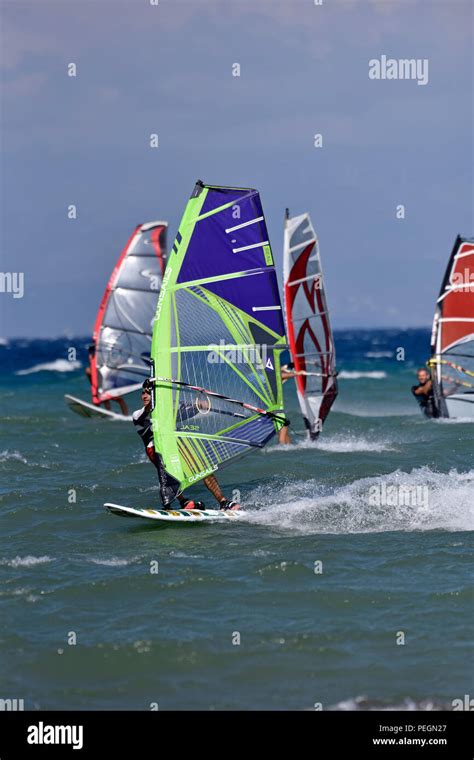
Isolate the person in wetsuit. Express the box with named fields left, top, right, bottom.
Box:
left=411, top=368, right=439, bottom=418
left=133, top=379, right=240, bottom=510
left=278, top=362, right=297, bottom=444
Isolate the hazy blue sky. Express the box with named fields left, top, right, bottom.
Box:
left=1, top=0, right=472, bottom=337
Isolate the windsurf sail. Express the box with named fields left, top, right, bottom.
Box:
left=428, top=235, right=474, bottom=416
left=90, top=221, right=167, bottom=403
left=150, top=180, right=287, bottom=504
left=283, top=210, right=337, bottom=439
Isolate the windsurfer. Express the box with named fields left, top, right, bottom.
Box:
left=411, top=368, right=439, bottom=418
left=86, top=342, right=129, bottom=416
left=133, top=380, right=240, bottom=510
left=278, top=362, right=297, bottom=444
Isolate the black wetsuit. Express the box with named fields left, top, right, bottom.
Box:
left=411, top=384, right=439, bottom=419
left=133, top=406, right=181, bottom=505
left=133, top=402, right=201, bottom=505
left=132, top=406, right=154, bottom=448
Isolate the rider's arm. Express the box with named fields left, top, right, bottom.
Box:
left=413, top=380, right=432, bottom=396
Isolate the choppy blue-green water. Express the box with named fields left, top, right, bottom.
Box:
left=0, top=329, right=472, bottom=710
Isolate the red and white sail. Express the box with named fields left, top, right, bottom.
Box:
left=283, top=211, right=337, bottom=438
left=430, top=235, right=474, bottom=417
left=90, top=221, right=167, bottom=403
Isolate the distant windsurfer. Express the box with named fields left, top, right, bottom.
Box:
left=278, top=363, right=297, bottom=444
left=86, top=342, right=129, bottom=416
left=279, top=362, right=320, bottom=443
left=411, top=368, right=439, bottom=418
left=133, top=380, right=240, bottom=510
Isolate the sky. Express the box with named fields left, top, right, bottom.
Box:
left=0, top=0, right=473, bottom=337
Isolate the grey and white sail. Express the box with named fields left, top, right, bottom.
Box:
left=90, top=221, right=167, bottom=403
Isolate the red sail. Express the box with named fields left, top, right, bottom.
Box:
left=283, top=212, right=337, bottom=438
left=430, top=236, right=474, bottom=417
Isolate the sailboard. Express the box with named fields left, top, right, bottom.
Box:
left=283, top=210, right=337, bottom=439
left=428, top=235, right=474, bottom=418
left=148, top=180, right=287, bottom=506
left=104, top=503, right=246, bottom=523
left=66, top=221, right=167, bottom=418
left=64, top=395, right=133, bottom=420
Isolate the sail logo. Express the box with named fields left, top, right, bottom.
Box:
left=27, top=722, right=84, bottom=750
left=369, top=55, right=429, bottom=86
left=208, top=340, right=268, bottom=369
left=0, top=272, right=24, bottom=299
left=154, top=264, right=172, bottom=322
left=188, top=465, right=217, bottom=482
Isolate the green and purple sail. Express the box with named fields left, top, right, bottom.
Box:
left=151, top=181, right=286, bottom=503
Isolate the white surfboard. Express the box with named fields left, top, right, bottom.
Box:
left=65, top=395, right=132, bottom=421
left=104, top=502, right=245, bottom=523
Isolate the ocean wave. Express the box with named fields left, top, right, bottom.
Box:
left=267, top=435, right=395, bottom=453
left=0, top=338, right=9, bottom=347
left=245, top=467, right=474, bottom=535
left=0, top=450, right=28, bottom=464
left=0, top=450, right=51, bottom=469
left=1, top=555, right=53, bottom=568
left=16, top=359, right=82, bottom=375
left=338, top=371, right=387, bottom=380
left=434, top=417, right=474, bottom=425
left=89, top=557, right=139, bottom=566
left=317, top=436, right=396, bottom=453
left=364, top=352, right=393, bottom=358
left=334, top=405, right=415, bottom=418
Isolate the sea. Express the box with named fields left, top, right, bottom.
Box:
left=0, top=328, right=472, bottom=710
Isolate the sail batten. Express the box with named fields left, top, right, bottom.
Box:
left=91, top=221, right=167, bottom=403
left=283, top=211, right=337, bottom=439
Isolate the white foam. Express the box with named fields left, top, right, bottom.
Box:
left=1, top=556, right=53, bottom=568
left=267, top=435, right=395, bottom=454
left=0, top=337, right=9, bottom=346
left=338, top=371, right=387, bottom=380
left=244, top=468, right=474, bottom=535
left=0, top=449, right=28, bottom=464
left=16, top=359, right=82, bottom=375
left=89, top=557, right=139, bottom=567
left=317, top=435, right=396, bottom=453
left=434, top=417, right=474, bottom=425
left=364, top=351, right=393, bottom=358
left=330, top=695, right=447, bottom=711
